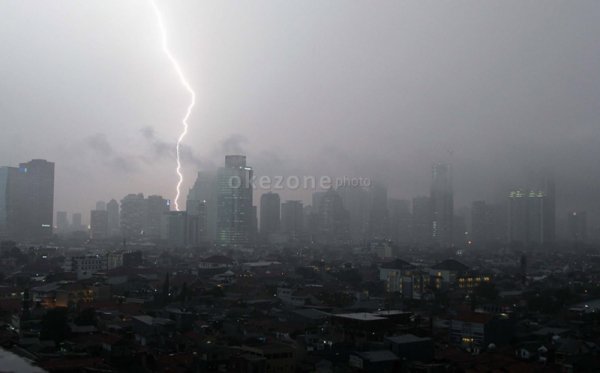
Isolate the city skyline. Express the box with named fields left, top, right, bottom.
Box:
left=0, top=1, right=599, bottom=223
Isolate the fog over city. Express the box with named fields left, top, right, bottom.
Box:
left=1, top=0, right=599, bottom=223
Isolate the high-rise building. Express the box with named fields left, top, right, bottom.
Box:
left=389, top=199, right=411, bottom=244
left=508, top=190, right=546, bottom=246
left=0, top=166, right=19, bottom=239
left=338, top=185, right=369, bottom=243
left=187, top=172, right=217, bottom=242
left=96, top=201, right=106, bottom=211
left=567, top=211, right=587, bottom=243
left=71, top=213, right=84, bottom=232
left=0, top=160, right=55, bottom=241
left=281, top=200, right=304, bottom=242
left=120, top=193, right=146, bottom=239
left=412, top=196, right=432, bottom=246
left=90, top=210, right=108, bottom=239
left=367, top=183, right=390, bottom=241
left=216, top=155, right=254, bottom=247
left=260, top=192, right=281, bottom=239
left=55, top=211, right=69, bottom=235
left=106, top=199, right=120, bottom=237
left=316, top=188, right=350, bottom=245
left=162, top=211, right=188, bottom=247
left=471, top=201, right=493, bottom=246
left=145, top=195, right=170, bottom=240
left=431, top=163, right=453, bottom=247
left=542, top=177, right=556, bottom=244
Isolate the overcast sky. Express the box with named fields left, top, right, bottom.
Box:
left=1, top=1, right=599, bottom=226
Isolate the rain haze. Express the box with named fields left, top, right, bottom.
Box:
left=1, top=0, right=599, bottom=227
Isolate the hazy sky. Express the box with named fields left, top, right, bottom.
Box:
left=1, top=1, right=599, bottom=226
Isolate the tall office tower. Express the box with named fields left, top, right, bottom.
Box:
left=317, top=188, right=350, bottom=245
left=304, top=204, right=319, bottom=242
left=567, top=211, right=587, bottom=243
left=120, top=193, right=146, bottom=239
left=388, top=199, right=411, bottom=244
left=145, top=195, right=169, bottom=240
left=337, top=185, right=368, bottom=243
left=281, top=200, right=304, bottom=242
left=162, top=211, right=188, bottom=247
left=55, top=211, right=69, bottom=235
left=187, top=172, right=218, bottom=242
left=412, top=196, right=432, bottom=246
left=71, top=213, right=84, bottom=232
left=453, top=214, right=468, bottom=247
left=106, top=199, right=120, bottom=237
left=508, top=190, right=546, bottom=246
left=367, top=183, right=389, bottom=240
left=471, top=201, right=493, bottom=246
left=95, top=201, right=106, bottom=211
left=312, top=191, right=327, bottom=212
left=542, top=177, right=556, bottom=244
left=0, top=166, right=19, bottom=239
left=7, top=160, right=55, bottom=240
left=216, top=155, right=253, bottom=247
left=431, top=163, right=453, bottom=247
left=90, top=210, right=108, bottom=239
left=259, top=192, right=280, bottom=239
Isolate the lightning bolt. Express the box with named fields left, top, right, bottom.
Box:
left=150, top=0, right=196, bottom=211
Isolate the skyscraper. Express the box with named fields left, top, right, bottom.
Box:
left=508, top=190, right=546, bottom=246
left=431, top=163, right=453, bottom=247
left=145, top=195, right=170, bottom=240
left=567, top=211, right=587, bottom=243
left=338, top=185, right=369, bottom=243
left=389, top=198, right=411, bottom=244
left=281, top=200, right=304, bottom=242
left=120, top=193, right=146, bottom=239
left=0, top=166, right=19, bottom=239
left=412, top=196, right=432, bottom=246
left=187, top=171, right=217, bottom=242
left=471, top=201, right=493, bottom=246
left=90, top=210, right=108, bottom=239
left=96, top=201, right=106, bottom=211
left=106, top=199, right=120, bottom=237
left=316, top=188, right=350, bottom=245
left=259, top=192, right=281, bottom=240
left=367, top=183, right=390, bottom=240
left=55, top=211, right=69, bottom=235
left=216, top=155, right=254, bottom=247
left=0, top=160, right=55, bottom=241
left=71, top=212, right=83, bottom=232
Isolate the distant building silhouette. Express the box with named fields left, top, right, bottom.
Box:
left=431, top=163, right=453, bottom=247
left=508, top=190, right=546, bottom=246
left=338, top=185, right=369, bottom=243
left=412, top=196, right=432, bottom=246
left=567, top=211, right=587, bottom=243
left=388, top=199, right=411, bottom=245
left=0, top=159, right=54, bottom=241
left=106, top=199, right=120, bottom=237
left=260, top=192, right=281, bottom=240
left=120, top=193, right=146, bottom=239
left=216, top=155, right=254, bottom=248
left=316, top=188, right=350, bottom=245
left=281, top=200, right=304, bottom=242
left=90, top=210, right=108, bottom=239
left=187, top=171, right=217, bottom=242
left=55, top=211, right=69, bottom=235
left=71, top=212, right=84, bottom=232
left=367, top=183, right=390, bottom=241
